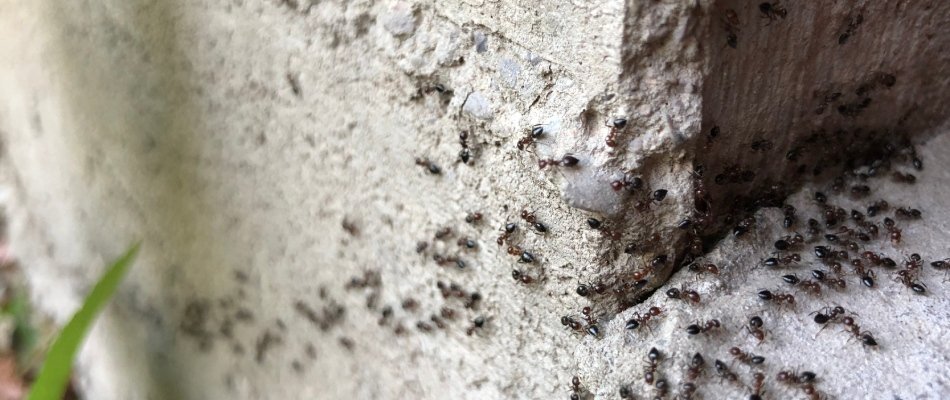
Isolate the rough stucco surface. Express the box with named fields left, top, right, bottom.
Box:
left=0, top=0, right=948, bottom=399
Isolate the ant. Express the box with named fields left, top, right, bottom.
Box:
left=520, top=210, right=548, bottom=233
left=464, top=211, right=483, bottom=224
left=456, top=237, right=477, bottom=250
left=811, top=305, right=847, bottom=325
left=895, top=207, right=922, bottom=219
left=777, top=370, right=820, bottom=399
left=811, top=270, right=847, bottom=290
left=654, top=379, right=669, bottom=398
left=883, top=217, right=902, bottom=244
left=625, top=306, right=662, bottom=331
left=774, top=233, right=805, bottom=251
left=814, top=90, right=842, bottom=115
left=750, top=372, right=765, bottom=400
left=733, top=216, right=756, bottom=237
left=797, top=279, right=822, bottom=296
left=688, top=262, right=720, bottom=275
left=579, top=307, right=601, bottom=336
left=611, top=172, right=644, bottom=192
left=729, top=346, right=765, bottom=365
left=589, top=220, right=622, bottom=241
left=506, top=246, right=535, bottom=263
left=666, top=285, right=701, bottom=304
left=713, top=359, right=740, bottom=385
left=569, top=375, right=592, bottom=400
left=686, top=352, right=705, bottom=381
left=538, top=154, right=580, bottom=169
left=757, top=290, right=795, bottom=307
left=850, top=262, right=876, bottom=287
left=746, top=316, right=766, bottom=342
left=458, top=131, right=474, bottom=164
left=576, top=281, right=607, bottom=297
left=517, top=124, right=545, bottom=151
left=840, top=316, right=878, bottom=346
left=892, top=172, right=917, bottom=184
left=777, top=370, right=816, bottom=386
left=762, top=253, right=801, bottom=267
left=511, top=269, right=535, bottom=285
left=414, top=157, right=441, bottom=174
left=749, top=138, right=773, bottom=151
left=838, top=13, right=863, bottom=44
left=605, top=117, right=627, bottom=147
left=681, top=382, right=698, bottom=400
left=496, top=222, right=517, bottom=246
left=866, top=200, right=889, bottom=217
left=894, top=270, right=927, bottom=294
left=685, top=319, right=721, bottom=335
left=561, top=316, right=584, bottom=333
left=643, top=347, right=661, bottom=384
left=618, top=385, right=632, bottom=399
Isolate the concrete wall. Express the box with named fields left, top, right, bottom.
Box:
left=0, top=0, right=947, bottom=399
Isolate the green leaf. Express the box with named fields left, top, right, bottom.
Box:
left=27, top=243, right=140, bottom=400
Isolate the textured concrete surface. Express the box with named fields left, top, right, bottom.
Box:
left=0, top=0, right=947, bottom=399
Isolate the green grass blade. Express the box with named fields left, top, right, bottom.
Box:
left=27, top=243, right=140, bottom=400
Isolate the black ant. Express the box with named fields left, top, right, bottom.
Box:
left=575, top=281, right=607, bottom=298
left=883, top=217, right=902, bottom=244
left=759, top=1, right=787, bottom=22
left=685, top=319, right=721, bottom=335
left=654, top=378, right=669, bottom=398
left=561, top=316, right=584, bottom=333
left=643, top=347, right=661, bottom=384
left=811, top=305, right=846, bottom=325
left=464, top=211, right=483, bottom=224
left=611, top=172, right=644, bottom=192
left=757, top=289, right=796, bottom=307
left=750, top=372, right=766, bottom=400
left=762, top=253, right=801, bottom=267
left=414, top=157, right=441, bottom=174
left=894, top=270, right=926, bottom=294
left=686, top=352, right=705, bottom=381
left=505, top=246, right=535, bottom=263
left=729, top=347, right=765, bottom=365
left=840, top=316, right=878, bottom=347
left=749, top=138, right=773, bottom=151
left=811, top=270, right=847, bottom=290
left=774, top=233, right=804, bottom=250
left=714, top=359, right=740, bottom=385
left=777, top=370, right=821, bottom=399
left=456, top=237, right=477, bottom=250
left=520, top=210, right=548, bottom=233
left=688, top=262, right=720, bottom=275
left=892, top=172, right=917, bottom=184
left=895, top=207, right=922, bottom=219
left=746, top=316, right=766, bottom=342
left=618, top=384, right=632, bottom=399
left=814, top=90, right=842, bottom=115
left=517, top=124, right=545, bottom=151
left=666, top=285, right=701, bottom=304
left=625, top=306, right=662, bottom=331
left=777, top=370, right=816, bottom=385
left=605, top=117, right=627, bottom=147
left=496, top=222, right=517, bottom=246
left=838, top=13, right=863, bottom=44
left=511, top=269, right=535, bottom=285
left=569, top=375, right=591, bottom=400
left=850, top=261, right=876, bottom=287
left=538, top=154, right=580, bottom=169
left=458, top=131, right=474, bottom=164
